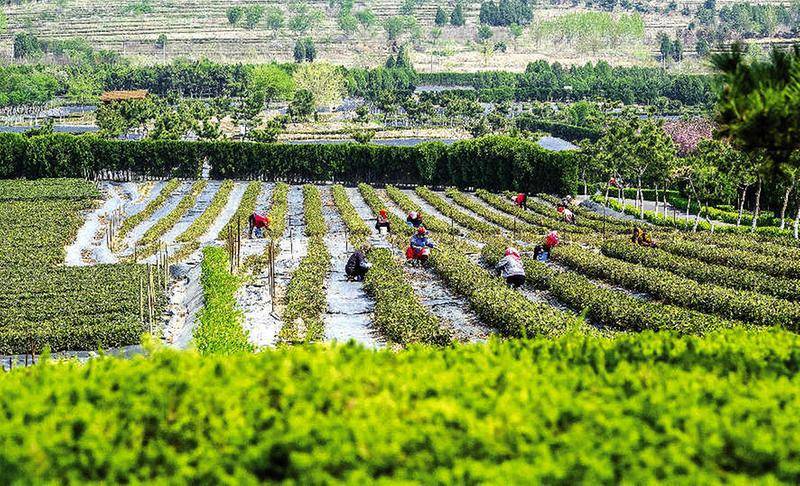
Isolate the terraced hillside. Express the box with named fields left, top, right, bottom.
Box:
left=4, top=0, right=797, bottom=70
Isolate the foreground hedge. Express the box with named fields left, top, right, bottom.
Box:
left=3, top=329, right=800, bottom=482
left=0, top=133, right=578, bottom=196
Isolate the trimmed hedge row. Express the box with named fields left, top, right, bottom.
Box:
left=552, top=244, right=800, bottom=329
left=279, top=185, right=331, bottom=343
left=514, top=114, right=601, bottom=142
left=0, top=133, right=202, bottom=179
left=193, top=246, right=254, bottom=355
left=601, top=238, right=800, bottom=302
left=0, top=133, right=578, bottom=196
left=480, top=239, right=736, bottom=335
left=8, top=330, right=800, bottom=483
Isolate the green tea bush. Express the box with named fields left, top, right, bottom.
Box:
left=193, top=246, right=253, bottom=354
left=3, top=329, right=800, bottom=482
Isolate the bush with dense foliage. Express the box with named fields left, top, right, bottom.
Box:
left=3, top=329, right=800, bottom=482
left=0, top=133, right=576, bottom=195
left=418, top=61, right=714, bottom=105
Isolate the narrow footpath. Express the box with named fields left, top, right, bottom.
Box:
left=238, top=185, right=308, bottom=347
left=321, top=186, right=383, bottom=347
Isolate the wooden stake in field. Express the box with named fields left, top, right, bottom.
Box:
left=163, top=244, right=169, bottom=291
left=289, top=214, right=294, bottom=259
left=236, top=217, right=241, bottom=271
left=269, top=237, right=276, bottom=312
left=139, top=274, right=144, bottom=324
left=147, top=264, right=154, bottom=334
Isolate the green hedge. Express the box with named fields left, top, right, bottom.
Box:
left=0, top=134, right=578, bottom=196
left=515, top=114, right=601, bottom=142
left=4, top=329, right=800, bottom=482
left=0, top=133, right=202, bottom=179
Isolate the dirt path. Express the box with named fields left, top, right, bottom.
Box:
left=162, top=261, right=203, bottom=349
left=124, top=181, right=164, bottom=218
left=159, top=182, right=248, bottom=348
left=349, top=188, right=492, bottom=343
left=119, top=181, right=192, bottom=257
left=148, top=181, right=221, bottom=262
left=66, top=181, right=138, bottom=266
left=200, top=181, right=248, bottom=244
left=238, top=185, right=307, bottom=348
left=321, top=187, right=383, bottom=347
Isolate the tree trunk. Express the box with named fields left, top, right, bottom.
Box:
left=794, top=199, right=800, bottom=239
left=737, top=186, right=748, bottom=226
left=693, top=206, right=701, bottom=232
left=604, top=184, right=610, bottom=205
left=653, top=184, right=659, bottom=217
left=638, top=178, right=645, bottom=219
left=780, top=181, right=795, bottom=229
left=751, top=177, right=762, bottom=232
left=686, top=195, right=691, bottom=218
left=705, top=203, right=715, bottom=233
left=663, top=193, right=669, bottom=219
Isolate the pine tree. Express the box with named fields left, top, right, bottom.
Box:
left=434, top=6, right=447, bottom=26
left=450, top=3, right=465, bottom=26
left=395, top=45, right=412, bottom=69
left=293, top=39, right=306, bottom=63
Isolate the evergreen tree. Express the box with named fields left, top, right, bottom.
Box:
left=672, top=39, right=683, bottom=62
left=395, top=45, right=413, bottom=69
left=658, top=32, right=673, bottom=61
left=293, top=39, right=307, bottom=63
left=450, top=3, right=465, bottom=26
left=479, top=2, right=499, bottom=25
left=435, top=6, right=447, bottom=26
left=303, top=38, right=316, bottom=62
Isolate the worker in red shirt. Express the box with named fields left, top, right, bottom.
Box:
left=248, top=211, right=271, bottom=238
left=514, top=192, right=528, bottom=209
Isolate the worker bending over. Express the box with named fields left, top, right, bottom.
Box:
left=535, top=230, right=560, bottom=261
left=514, top=192, right=528, bottom=209
left=375, top=209, right=391, bottom=233
left=406, top=226, right=435, bottom=264
left=557, top=204, right=575, bottom=224
left=248, top=212, right=271, bottom=239
left=345, top=244, right=372, bottom=282
left=496, top=246, right=526, bottom=289
left=406, top=211, right=423, bottom=228
left=632, top=227, right=656, bottom=248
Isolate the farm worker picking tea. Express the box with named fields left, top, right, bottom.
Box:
left=632, top=226, right=656, bottom=248
left=375, top=209, right=391, bottom=234
left=406, top=211, right=423, bottom=228
left=345, top=243, right=372, bottom=282
left=545, top=230, right=560, bottom=251
left=406, top=226, right=435, bottom=264
left=514, top=192, right=528, bottom=209
left=557, top=204, right=576, bottom=224
left=248, top=211, right=270, bottom=239
left=495, top=246, right=526, bottom=289
left=535, top=230, right=560, bottom=261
